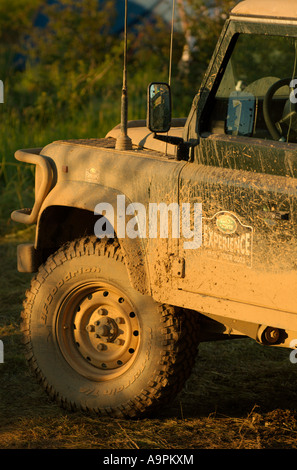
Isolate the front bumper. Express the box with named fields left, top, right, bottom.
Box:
left=11, top=148, right=53, bottom=225
left=17, top=243, right=40, bottom=273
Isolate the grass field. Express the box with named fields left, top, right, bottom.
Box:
left=1, top=229, right=297, bottom=449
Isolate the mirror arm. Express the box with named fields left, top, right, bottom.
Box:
left=153, top=133, right=183, bottom=145
left=153, top=133, right=193, bottom=161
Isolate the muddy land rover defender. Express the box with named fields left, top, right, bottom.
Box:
left=11, top=0, right=297, bottom=418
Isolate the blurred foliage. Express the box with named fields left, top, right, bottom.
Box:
left=1, top=0, right=239, bottom=124
left=14, top=0, right=123, bottom=123
left=178, top=0, right=238, bottom=85
left=0, top=0, right=43, bottom=69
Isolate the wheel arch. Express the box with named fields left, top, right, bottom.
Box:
left=35, top=181, right=151, bottom=295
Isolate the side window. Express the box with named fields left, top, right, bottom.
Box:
left=202, top=34, right=297, bottom=143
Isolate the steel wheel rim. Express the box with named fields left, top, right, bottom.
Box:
left=56, top=282, right=140, bottom=381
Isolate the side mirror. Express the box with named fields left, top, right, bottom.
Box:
left=147, top=82, right=171, bottom=133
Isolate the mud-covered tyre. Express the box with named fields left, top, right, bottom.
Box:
left=21, top=236, right=200, bottom=418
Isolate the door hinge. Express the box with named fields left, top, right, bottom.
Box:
left=172, top=257, right=185, bottom=278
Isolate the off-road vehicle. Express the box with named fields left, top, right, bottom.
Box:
left=11, top=0, right=297, bottom=418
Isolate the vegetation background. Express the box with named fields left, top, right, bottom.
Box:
left=1, top=0, right=297, bottom=450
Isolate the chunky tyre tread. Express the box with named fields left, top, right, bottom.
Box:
left=21, top=236, right=200, bottom=418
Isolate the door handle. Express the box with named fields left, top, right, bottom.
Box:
left=260, top=210, right=290, bottom=221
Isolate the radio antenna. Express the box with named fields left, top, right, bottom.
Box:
left=116, top=0, right=132, bottom=150
left=168, top=0, right=176, bottom=86
left=165, top=0, right=176, bottom=156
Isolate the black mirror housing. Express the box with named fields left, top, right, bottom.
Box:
left=147, top=82, right=171, bottom=133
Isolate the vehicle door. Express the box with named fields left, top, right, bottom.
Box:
left=177, top=28, right=297, bottom=316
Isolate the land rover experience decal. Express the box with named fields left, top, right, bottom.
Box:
left=203, top=211, right=253, bottom=267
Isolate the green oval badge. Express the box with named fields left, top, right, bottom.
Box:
left=216, top=214, right=237, bottom=234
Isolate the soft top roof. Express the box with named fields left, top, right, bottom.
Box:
left=231, top=0, right=297, bottom=21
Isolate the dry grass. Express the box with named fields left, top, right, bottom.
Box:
left=1, top=230, right=297, bottom=449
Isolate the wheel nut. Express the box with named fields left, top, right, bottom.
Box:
left=97, top=307, right=108, bottom=316
left=115, top=339, right=124, bottom=346
left=116, top=317, right=125, bottom=324
left=97, top=343, right=107, bottom=351
left=86, top=324, right=95, bottom=332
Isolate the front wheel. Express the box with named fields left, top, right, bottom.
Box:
left=21, top=237, right=200, bottom=418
